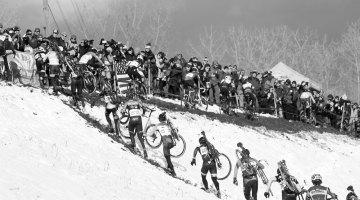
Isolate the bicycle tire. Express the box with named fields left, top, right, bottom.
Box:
left=200, top=96, right=209, bottom=110
left=137, top=82, right=147, bottom=95
left=119, top=115, right=130, bottom=125
left=118, top=115, right=131, bottom=139
left=83, top=71, right=96, bottom=94
left=217, top=153, right=232, bottom=180
left=170, top=134, right=186, bottom=158
left=145, top=124, right=162, bottom=148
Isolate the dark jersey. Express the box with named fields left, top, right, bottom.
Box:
left=347, top=192, right=358, bottom=200
left=195, top=144, right=215, bottom=164
left=123, top=99, right=144, bottom=120
left=306, top=185, right=332, bottom=200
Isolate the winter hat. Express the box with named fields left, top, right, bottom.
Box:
left=34, top=28, right=40, bottom=32
left=145, top=42, right=151, bottom=49
left=53, top=29, right=59, bottom=34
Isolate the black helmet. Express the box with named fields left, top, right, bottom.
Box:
left=159, top=112, right=166, bottom=122
left=199, top=137, right=206, bottom=145
left=242, top=149, right=250, bottom=157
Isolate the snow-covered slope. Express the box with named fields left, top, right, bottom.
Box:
left=1, top=82, right=359, bottom=200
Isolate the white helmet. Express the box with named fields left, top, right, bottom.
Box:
left=311, top=174, right=322, bottom=184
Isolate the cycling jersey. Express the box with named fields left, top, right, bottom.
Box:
left=306, top=185, right=333, bottom=200
left=122, top=99, right=145, bottom=133
left=79, top=53, right=93, bottom=64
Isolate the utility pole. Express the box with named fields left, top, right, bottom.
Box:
left=43, top=0, right=50, bottom=37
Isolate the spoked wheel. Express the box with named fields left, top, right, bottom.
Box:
left=99, top=79, right=112, bottom=93
left=170, top=134, right=186, bottom=158
left=299, top=110, right=307, bottom=123
left=83, top=71, right=96, bottom=94
left=145, top=124, right=162, bottom=148
left=118, top=115, right=130, bottom=139
left=217, top=153, right=232, bottom=180
left=200, top=96, right=209, bottom=110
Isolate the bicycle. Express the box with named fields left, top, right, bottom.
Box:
left=125, top=79, right=147, bottom=97
left=118, top=107, right=186, bottom=158
left=182, top=87, right=208, bottom=110
left=201, top=131, right=232, bottom=180
left=64, top=55, right=97, bottom=94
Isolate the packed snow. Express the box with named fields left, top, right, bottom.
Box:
left=1, top=82, right=359, bottom=200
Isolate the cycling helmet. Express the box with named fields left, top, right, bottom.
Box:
left=159, top=112, right=167, bottom=122
left=311, top=174, right=322, bottom=185
left=199, top=137, right=206, bottom=145
left=241, top=149, right=250, bottom=157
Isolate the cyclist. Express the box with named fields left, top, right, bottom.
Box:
left=306, top=174, right=337, bottom=200
left=67, top=34, right=78, bottom=58
left=127, top=55, right=144, bottom=81
left=243, top=81, right=259, bottom=113
left=121, top=94, right=148, bottom=158
left=233, top=149, right=264, bottom=200
left=150, top=112, right=179, bottom=176
left=191, top=131, right=221, bottom=198
left=78, top=48, right=104, bottom=70
left=91, top=85, right=122, bottom=136
left=264, top=160, right=304, bottom=200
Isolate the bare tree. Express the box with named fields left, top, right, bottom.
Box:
left=0, top=1, right=17, bottom=27
left=339, top=19, right=360, bottom=102
left=187, top=25, right=227, bottom=63
left=146, top=6, right=171, bottom=53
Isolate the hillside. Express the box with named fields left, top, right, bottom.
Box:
left=0, top=82, right=359, bottom=200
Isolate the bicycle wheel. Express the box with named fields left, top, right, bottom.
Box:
left=217, top=153, right=232, bottom=180
left=137, top=82, right=147, bottom=95
left=118, top=115, right=130, bottom=139
left=170, top=134, right=186, bottom=158
left=83, top=71, right=96, bottom=94
left=200, top=96, right=209, bottom=110
left=145, top=124, right=162, bottom=148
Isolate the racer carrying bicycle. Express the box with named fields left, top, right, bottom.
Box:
left=243, top=81, right=259, bottom=113
left=91, top=85, right=122, bottom=136
left=71, top=48, right=104, bottom=107
left=121, top=94, right=148, bottom=158
left=191, top=131, right=221, bottom=198
left=150, top=112, right=179, bottom=176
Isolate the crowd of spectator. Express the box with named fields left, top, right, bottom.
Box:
left=0, top=23, right=359, bottom=136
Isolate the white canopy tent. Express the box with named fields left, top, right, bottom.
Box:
left=270, top=62, right=322, bottom=91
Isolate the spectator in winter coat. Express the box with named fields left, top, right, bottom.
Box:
left=47, top=29, right=61, bottom=47
left=246, top=71, right=261, bottom=95
left=209, top=61, right=222, bottom=104
left=349, top=104, right=359, bottom=132
left=167, top=58, right=183, bottom=98
left=28, top=28, right=41, bottom=49
left=67, top=35, right=78, bottom=58
left=125, top=47, right=137, bottom=61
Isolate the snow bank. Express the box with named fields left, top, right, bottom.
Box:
left=1, top=82, right=359, bottom=200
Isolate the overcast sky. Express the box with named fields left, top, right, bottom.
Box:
left=4, top=0, right=360, bottom=55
